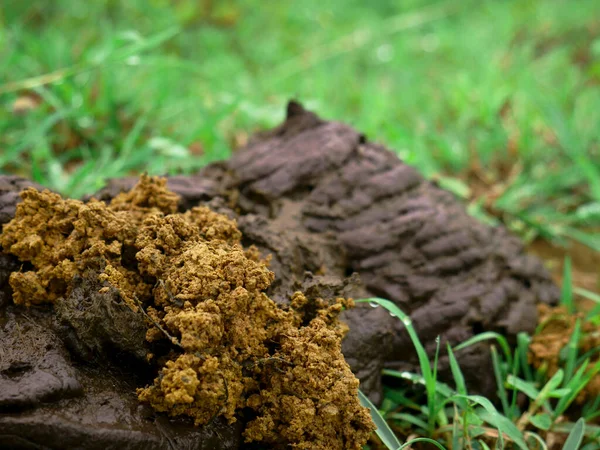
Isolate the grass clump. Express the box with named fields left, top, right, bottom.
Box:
left=358, top=295, right=599, bottom=450
left=0, top=175, right=375, bottom=449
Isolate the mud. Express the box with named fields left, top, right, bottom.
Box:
left=0, top=102, right=560, bottom=449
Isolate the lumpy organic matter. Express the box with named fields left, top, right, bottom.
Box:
left=0, top=175, right=374, bottom=449
left=0, top=103, right=560, bottom=449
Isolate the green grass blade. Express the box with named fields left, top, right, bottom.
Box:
left=399, top=437, right=447, bottom=450
left=556, top=360, right=600, bottom=419
left=563, top=227, right=600, bottom=252
left=121, top=115, right=150, bottom=160
left=563, top=319, right=582, bottom=383
left=477, top=440, right=492, bottom=450
left=539, top=101, right=600, bottom=202
left=0, top=109, right=72, bottom=167
left=514, top=369, right=565, bottom=429
left=446, top=345, right=467, bottom=396
left=583, top=393, right=600, bottom=421
left=0, top=27, right=180, bottom=95
left=561, top=256, right=574, bottom=314
left=530, top=413, right=553, bottom=431
left=357, top=298, right=438, bottom=432
left=388, top=413, right=429, bottom=432
left=575, top=287, right=600, bottom=305
left=111, top=27, right=180, bottom=61
left=433, top=336, right=441, bottom=392
left=458, top=394, right=528, bottom=450
left=525, top=431, right=549, bottom=449
left=509, top=339, right=523, bottom=419
left=358, top=389, right=402, bottom=450
left=517, top=333, right=534, bottom=382
left=539, top=369, right=564, bottom=397
left=507, top=374, right=541, bottom=398
left=453, top=332, right=513, bottom=367
left=382, top=369, right=454, bottom=398
left=490, top=345, right=510, bottom=417
left=275, top=1, right=460, bottom=80
left=562, top=418, right=586, bottom=450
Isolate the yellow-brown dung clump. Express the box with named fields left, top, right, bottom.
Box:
left=0, top=175, right=374, bottom=449
left=529, top=304, right=600, bottom=402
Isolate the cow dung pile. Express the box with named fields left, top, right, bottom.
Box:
left=0, top=102, right=559, bottom=449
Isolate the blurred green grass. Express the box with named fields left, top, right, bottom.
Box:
left=1, top=0, right=599, bottom=247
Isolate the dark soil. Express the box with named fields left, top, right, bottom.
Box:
left=0, top=102, right=560, bottom=449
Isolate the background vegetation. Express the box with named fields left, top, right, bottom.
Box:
left=2, top=0, right=600, bottom=248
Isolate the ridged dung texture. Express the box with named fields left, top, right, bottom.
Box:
left=0, top=103, right=559, bottom=449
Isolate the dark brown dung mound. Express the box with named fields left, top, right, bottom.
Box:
left=222, top=102, right=560, bottom=394
left=95, top=102, right=558, bottom=398
left=0, top=102, right=559, bottom=449
left=0, top=176, right=373, bottom=450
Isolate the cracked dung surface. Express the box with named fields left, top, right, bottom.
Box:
left=0, top=102, right=560, bottom=449
left=225, top=102, right=559, bottom=395
left=0, top=175, right=373, bottom=450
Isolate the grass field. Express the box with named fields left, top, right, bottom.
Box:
left=2, top=0, right=600, bottom=248
left=2, top=0, right=600, bottom=448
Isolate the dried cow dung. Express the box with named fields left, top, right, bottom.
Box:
left=223, top=103, right=559, bottom=397
left=150, top=101, right=559, bottom=398
left=0, top=102, right=559, bottom=449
